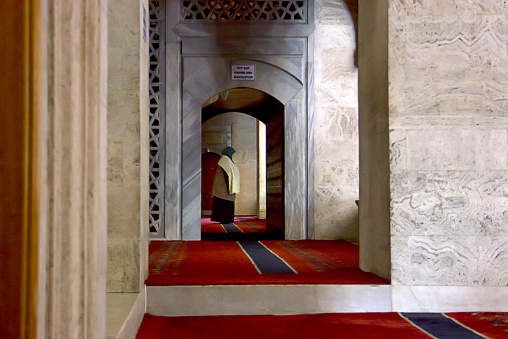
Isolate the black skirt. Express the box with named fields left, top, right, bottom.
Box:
left=211, top=196, right=235, bottom=224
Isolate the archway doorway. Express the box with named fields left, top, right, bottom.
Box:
left=200, top=88, right=285, bottom=240
left=179, top=59, right=308, bottom=241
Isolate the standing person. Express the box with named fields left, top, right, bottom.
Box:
left=211, top=147, right=240, bottom=224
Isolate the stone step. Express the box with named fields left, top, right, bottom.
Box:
left=146, top=284, right=391, bottom=317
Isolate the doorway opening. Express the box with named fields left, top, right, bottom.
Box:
left=200, top=88, right=284, bottom=241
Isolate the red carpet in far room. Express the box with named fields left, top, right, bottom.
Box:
left=146, top=240, right=389, bottom=285
left=201, top=216, right=267, bottom=233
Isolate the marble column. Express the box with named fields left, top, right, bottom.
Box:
left=37, top=0, right=108, bottom=337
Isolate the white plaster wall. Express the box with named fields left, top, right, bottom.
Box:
left=232, top=114, right=259, bottom=215
left=313, top=0, right=359, bottom=241
left=107, top=0, right=149, bottom=292
left=389, top=0, right=508, bottom=286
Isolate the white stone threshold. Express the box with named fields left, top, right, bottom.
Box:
left=146, top=284, right=392, bottom=317
left=392, top=286, right=508, bottom=312
left=106, top=292, right=145, bottom=339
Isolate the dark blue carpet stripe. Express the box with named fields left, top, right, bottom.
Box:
left=400, top=313, right=488, bottom=339
left=238, top=241, right=296, bottom=274
left=222, top=223, right=243, bottom=233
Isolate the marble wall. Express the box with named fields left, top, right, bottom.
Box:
left=313, top=0, right=360, bottom=241
left=389, top=0, right=508, bottom=286
left=107, top=0, right=149, bottom=292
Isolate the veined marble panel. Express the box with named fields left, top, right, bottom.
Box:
left=390, top=15, right=508, bottom=82
left=313, top=1, right=359, bottom=241
left=397, top=129, right=508, bottom=171
left=392, top=286, right=508, bottom=312
left=107, top=239, right=140, bottom=292
left=164, top=42, right=182, bottom=240
left=182, top=91, right=202, bottom=240
left=389, top=80, right=508, bottom=116
left=390, top=114, right=508, bottom=130
left=314, top=199, right=358, bottom=241
left=315, top=0, right=356, bottom=25
left=391, top=171, right=508, bottom=236
left=391, top=236, right=508, bottom=286
left=285, top=94, right=307, bottom=240
left=390, top=0, right=508, bottom=17
left=314, top=71, right=358, bottom=108
left=314, top=25, right=356, bottom=74
left=307, top=57, right=315, bottom=239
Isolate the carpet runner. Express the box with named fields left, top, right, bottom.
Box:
left=201, top=216, right=282, bottom=241
left=146, top=240, right=389, bottom=285
left=401, top=313, right=487, bottom=338
left=201, top=216, right=267, bottom=233
left=237, top=241, right=296, bottom=274
left=136, top=312, right=508, bottom=338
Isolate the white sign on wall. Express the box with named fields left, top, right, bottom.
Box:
left=232, top=65, right=255, bottom=81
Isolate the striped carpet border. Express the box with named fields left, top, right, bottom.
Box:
left=400, top=313, right=490, bottom=339
left=221, top=223, right=243, bottom=233
left=237, top=241, right=296, bottom=274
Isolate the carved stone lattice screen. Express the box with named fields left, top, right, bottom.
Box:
left=182, top=0, right=306, bottom=22
left=149, top=0, right=165, bottom=237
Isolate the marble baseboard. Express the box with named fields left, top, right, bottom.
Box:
left=106, top=292, right=145, bottom=339
left=147, top=285, right=391, bottom=316
left=392, top=286, right=508, bottom=312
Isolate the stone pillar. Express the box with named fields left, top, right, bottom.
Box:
left=107, top=0, right=149, bottom=292
left=313, top=0, right=360, bottom=241
left=358, top=0, right=391, bottom=279
left=37, top=0, right=108, bottom=337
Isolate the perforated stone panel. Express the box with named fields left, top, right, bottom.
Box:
left=149, top=0, right=165, bottom=237
left=182, top=0, right=306, bottom=22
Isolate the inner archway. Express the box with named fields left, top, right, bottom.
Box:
left=200, top=87, right=287, bottom=240
left=179, top=59, right=308, bottom=241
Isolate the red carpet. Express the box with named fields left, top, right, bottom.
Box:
left=445, top=313, right=508, bottom=339
left=136, top=313, right=432, bottom=339
left=234, top=216, right=267, bottom=233
left=200, top=217, right=226, bottom=233
left=146, top=240, right=389, bottom=285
